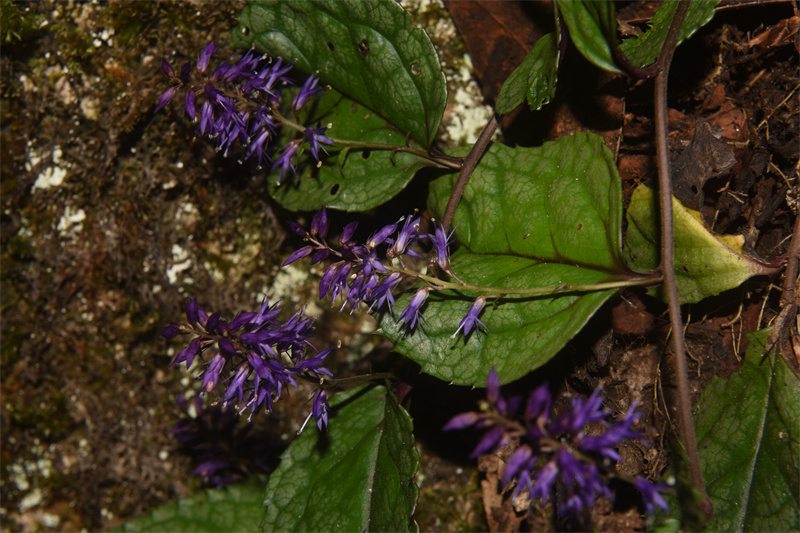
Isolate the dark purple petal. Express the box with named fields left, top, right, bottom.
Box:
left=502, top=445, right=534, bottom=487
left=154, top=86, right=178, bottom=113
left=486, top=368, right=500, bottom=406
left=283, top=245, right=314, bottom=266
left=286, top=220, right=308, bottom=238
left=161, top=58, right=175, bottom=77
left=525, top=384, right=552, bottom=423
left=184, top=90, right=196, bottom=121
left=311, top=208, right=328, bottom=238
left=443, top=411, right=481, bottom=431
left=197, top=42, right=216, bottom=74
left=162, top=324, right=182, bottom=339
left=340, top=221, right=358, bottom=245
left=633, top=477, right=669, bottom=514
left=471, top=426, right=506, bottom=458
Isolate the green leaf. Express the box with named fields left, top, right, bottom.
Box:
left=119, top=480, right=264, bottom=533
left=234, top=0, right=447, bottom=147
left=624, top=184, right=778, bottom=304
left=261, top=385, right=418, bottom=532
left=619, top=0, right=719, bottom=68
left=555, top=0, right=620, bottom=73
left=269, top=89, right=430, bottom=212
left=695, top=329, right=800, bottom=532
left=495, top=32, right=559, bottom=115
left=379, top=134, right=629, bottom=386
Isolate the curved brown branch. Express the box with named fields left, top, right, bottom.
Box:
left=441, top=114, right=499, bottom=231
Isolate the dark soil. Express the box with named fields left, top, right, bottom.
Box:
left=1, top=1, right=797, bottom=532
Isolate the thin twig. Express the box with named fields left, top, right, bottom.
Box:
left=442, top=114, right=499, bottom=231
left=652, top=0, right=713, bottom=520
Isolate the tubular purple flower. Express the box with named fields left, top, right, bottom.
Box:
left=201, top=353, right=225, bottom=393
left=185, top=89, right=196, bottom=121
left=430, top=224, right=457, bottom=270
left=154, top=86, right=178, bottom=113
left=633, top=477, right=670, bottom=514
left=367, top=221, right=399, bottom=249
left=312, top=388, right=329, bottom=430
left=443, top=411, right=481, bottom=431
left=272, top=140, right=300, bottom=184
left=397, top=287, right=430, bottom=330
left=161, top=58, right=175, bottom=77
left=292, top=75, right=324, bottom=111
left=305, top=127, right=334, bottom=162
left=283, top=245, right=314, bottom=266
left=389, top=216, right=422, bottom=259
left=310, top=208, right=328, bottom=238
left=453, top=296, right=488, bottom=338
left=197, top=42, right=216, bottom=74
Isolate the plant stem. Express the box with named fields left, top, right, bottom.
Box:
left=275, top=110, right=463, bottom=170
left=389, top=267, right=661, bottom=296
left=442, top=114, right=499, bottom=230
left=652, top=0, right=713, bottom=519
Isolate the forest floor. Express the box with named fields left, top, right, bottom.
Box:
left=1, top=1, right=797, bottom=531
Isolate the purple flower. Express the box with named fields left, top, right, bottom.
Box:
left=292, top=75, right=325, bottom=111
left=397, top=287, right=430, bottom=330
left=164, top=297, right=337, bottom=431
left=452, top=296, right=488, bottom=338
left=272, top=140, right=300, bottom=184
left=155, top=43, right=330, bottom=180
left=633, top=477, right=670, bottom=515
left=430, top=224, right=457, bottom=271
left=305, top=127, right=334, bottom=162
left=444, top=370, right=668, bottom=520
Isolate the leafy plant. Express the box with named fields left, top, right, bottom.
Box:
left=138, top=0, right=794, bottom=530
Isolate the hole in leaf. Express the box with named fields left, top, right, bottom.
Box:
left=361, top=150, right=371, bottom=160
left=691, top=185, right=699, bottom=194
left=410, top=62, right=421, bottom=76
left=350, top=103, right=358, bottom=114
left=241, top=27, right=250, bottom=36
left=358, top=39, right=369, bottom=57
left=327, top=41, right=335, bottom=52
left=330, top=183, right=340, bottom=195
left=577, top=223, right=583, bottom=230
left=683, top=266, right=690, bottom=273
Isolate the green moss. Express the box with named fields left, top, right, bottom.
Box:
left=1, top=1, right=46, bottom=44
left=9, top=385, right=75, bottom=441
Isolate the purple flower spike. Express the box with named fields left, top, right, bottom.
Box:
left=397, top=287, right=430, bottom=330
left=453, top=296, right=488, bottom=338
left=165, top=297, right=338, bottom=431
left=444, top=370, right=668, bottom=521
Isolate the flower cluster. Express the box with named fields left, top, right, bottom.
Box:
left=284, top=209, right=487, bottom=337
left=445, top=370, right=669, bottom=518
left=155, top=42, right=332, bottom=182
left=163, top=297, right=333, bottom=431
left=172, top=393, right=276, bottom=488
